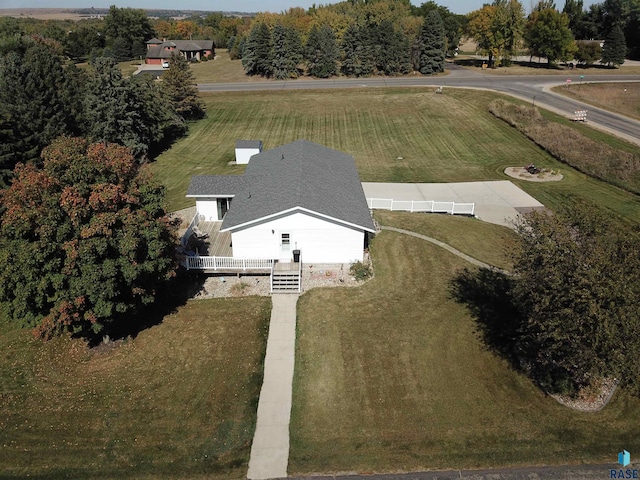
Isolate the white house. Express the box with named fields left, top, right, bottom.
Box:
left=186, top=140, right=376, bottom=264
left=235, top=140, right=263, bottom=165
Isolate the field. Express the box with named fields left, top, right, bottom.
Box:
left=552, top=81, right=640, bottom=121
left=289, top=227, right=640, bottom=474
left=454, top=56, right=640, bottom=76
left=191, top=49, right=261, bottom=84
left=0, top=295, right=271, bottom=479
left=153, top=88, right=640, bottom=223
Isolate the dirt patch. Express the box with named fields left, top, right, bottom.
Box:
left=504, top=166, right=563, bottom=182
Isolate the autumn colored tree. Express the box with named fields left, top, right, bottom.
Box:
left=0, top=137, right=177, bottom=340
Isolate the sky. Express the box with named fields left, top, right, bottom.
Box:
left=0, top=0, right=599, bottom=16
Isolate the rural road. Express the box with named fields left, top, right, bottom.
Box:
left=198, top=64, right=640, bottom=145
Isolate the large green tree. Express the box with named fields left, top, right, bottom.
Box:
left=524, top=6, right=577, bottom=64
left=162, top=52, right=205, bottom=119
left=83, top=57, right=184, bottom=160
left=242, top=22, right=273, bottom=77
left=305, top=24, right=339, bottom=78
left=0, top=137, right=177, bottom=340
left=103, top=6, right=155, bottom=61
left=601, top=23, right=627, bottom=65
left=0, top=37, right=83, bottom=184
left=272, top=24, right=303, bottom=79
left=418, top=10, right=446, bottom=74
left=511, top=206, right=640, bottom=395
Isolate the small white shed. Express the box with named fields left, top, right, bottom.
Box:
left=235, top=140, right=263, bottom=165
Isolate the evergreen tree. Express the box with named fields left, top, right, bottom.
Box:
left=305, top=24, right=338, bottom=78
left=84, top=58, right=184, bottom=161
left=162, top=52, right=206, bottom=119
left=0, top=37, right=81, bottom=177
left=601, top=23, right=626, bottom=66
left=418, top=10, right=446, bottom=74
left=272, top=24, right=302, bottom=79
left=242, top=22, right=273, bottom=77
left=341, top=23, right=373, bottom=77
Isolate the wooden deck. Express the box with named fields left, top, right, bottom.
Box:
left=185, top=221, right=232, bottom=257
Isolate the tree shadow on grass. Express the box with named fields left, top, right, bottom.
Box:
left=96, top=268, right=207, bottom=346
left=450, top=267, right=530, bottom=371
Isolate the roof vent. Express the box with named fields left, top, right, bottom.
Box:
left=281, top=154, right=285, bottom=160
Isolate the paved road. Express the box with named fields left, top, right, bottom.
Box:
left=198, top=64, right=640, bottom=145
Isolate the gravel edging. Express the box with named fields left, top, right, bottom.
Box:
left=504, top=166, right=564, bottom=182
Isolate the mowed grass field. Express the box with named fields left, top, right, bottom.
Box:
left=153, top=87, right=640, bottom=223
left=289, top=229, right=640, bottom=474
left=0, top=296, right=271, bottom=479
left=552, top=81, right=640, bottom=121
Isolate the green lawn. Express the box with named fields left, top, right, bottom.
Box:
left=0, top=296, right=271, bottom=479
left=289, top=230, right=640, bottom=473
left=374, top=210, right=518, bottom=270
left=153, top=88, right=640, bottom=223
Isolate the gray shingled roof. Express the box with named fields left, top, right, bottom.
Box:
left=214, top=140, right=375, bottom=232
left=145, top=40, right=214, bottom=59
left=236, top=140, right=263, bottom=149
left=186, top=175, right=248, bottom=197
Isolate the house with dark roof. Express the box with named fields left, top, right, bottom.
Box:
left=145, top=38, right=214, bottom=65
left=185, top=140, right=375, bottom=265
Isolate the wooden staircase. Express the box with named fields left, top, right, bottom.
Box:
left=271, top=262, right=301, bottom=293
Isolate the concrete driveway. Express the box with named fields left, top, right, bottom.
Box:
left=362, top=181, right=545, bottom=228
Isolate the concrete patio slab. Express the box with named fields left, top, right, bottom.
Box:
left=362, top=180, right=545, bottom=228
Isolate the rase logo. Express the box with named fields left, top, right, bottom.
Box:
left=611, top=450, right=638, bottom=479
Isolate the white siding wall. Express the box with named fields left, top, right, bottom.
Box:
left=235, top=147, right=261, bottom=165
left=196, top=198, right=219, bottom=221
left=231, top=212, right=365, bottom=263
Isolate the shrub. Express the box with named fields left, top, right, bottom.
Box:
left=350, top=261, right=372, bottom=281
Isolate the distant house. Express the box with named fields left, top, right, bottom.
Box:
left=145, top=38, right=215, bottom=65
left=185, top=140, right=375, bottom=265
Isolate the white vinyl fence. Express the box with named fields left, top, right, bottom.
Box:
left=182, top=256, right=274, bottom=271
left=367, top=198, right=475, bottom=216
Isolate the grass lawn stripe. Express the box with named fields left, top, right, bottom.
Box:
left=289, top=231, right=640, bottom=473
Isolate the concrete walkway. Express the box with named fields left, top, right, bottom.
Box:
left=248, top=294, right=299, bottom=480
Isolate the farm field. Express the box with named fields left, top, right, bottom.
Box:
left=0, top=295, right=271, bottom=479
left=289, top=229, right=640, bottom=474
left=153, top=87, right=640, bottom=223
left=190, top=49, right=261, bottom=84
left=552, top=81, right=640, bottom=121
left=454, top=57, right=640, bottom=76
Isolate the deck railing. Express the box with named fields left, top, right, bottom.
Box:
left=367, top=198, right=475, bottom=216
left=182, top=256, right=274, bottom=271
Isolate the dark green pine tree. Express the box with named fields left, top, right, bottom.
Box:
left=372, top=19, right=411, bottom=75
left=601, top=24, right=626, bottom=67
left=162, top=52, right=205, bottom=119
left=242, top=22, right=273, bottom=77
left=418, top=10, right=446, bottom=75
left=341, top=23, right=362, bottom=77
left=305, top=24, right=338, bottom=78
left=84, top=57, right=185, bottom=161
left=272, top=24, right=301, bottom=79
left=0, top=37, right=79, bottom=173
